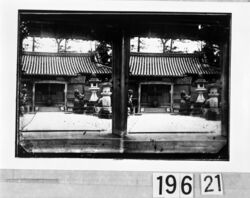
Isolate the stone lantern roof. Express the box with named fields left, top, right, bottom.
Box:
left=89, top=76, right=101, bottom=83
left=195, top=78, right=208, bottom=85
left=101, top=81, right=112, bottom=88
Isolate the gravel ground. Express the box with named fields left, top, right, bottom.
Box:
left=20, top=112, right=221, bottom=134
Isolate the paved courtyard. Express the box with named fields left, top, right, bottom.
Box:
left=20, top=112, right=221, bottom=134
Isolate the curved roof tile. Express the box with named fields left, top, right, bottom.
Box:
left=21, top=52, right=220, bottom=77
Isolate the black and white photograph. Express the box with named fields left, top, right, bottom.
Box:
left=2, top=1, right=250, bottom=198
left=16, top=10, right=230, bottom=159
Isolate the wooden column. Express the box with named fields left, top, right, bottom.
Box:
left=170, top=84, right=174, bottom=112
left=32, top=83, right=35, bottom=112
left=64, top=83, right=68, bottom=111
left=16, top=16, right=23, bottom=157
left=220, top=40, right=230, bottom=137
left=112, top=30, right=130, bottom=137
left=138, top=83, right=141, bottom=113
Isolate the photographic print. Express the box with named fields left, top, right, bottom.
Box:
left=16, top=11, right=230, bottom=159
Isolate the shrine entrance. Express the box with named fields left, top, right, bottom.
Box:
left=138, top=82, right=173, bottom=113
left=32, top=81, right=67, bottom=112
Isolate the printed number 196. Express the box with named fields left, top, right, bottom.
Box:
left=153, top=173, right=193, bottom=198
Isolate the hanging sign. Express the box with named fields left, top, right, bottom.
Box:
left=69, top=75, right=86, bottom=83
left=175, top=77, right=192, bottom=85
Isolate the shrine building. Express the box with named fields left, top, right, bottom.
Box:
left=20, top=51, right=220, bottom=113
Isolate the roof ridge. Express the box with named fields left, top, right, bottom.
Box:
left=23, top=51, right=203, bottom=58
left=22, top=51, right=91, bottom=57
left=130, top=52, right=202, bottom=57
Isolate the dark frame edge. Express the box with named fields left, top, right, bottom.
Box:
left=15, top=10, right=22, bottom=157
left=15, top=11, right=231, bottom=161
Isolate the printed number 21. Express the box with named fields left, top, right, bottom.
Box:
left=201, top=174, right=223, bottom=195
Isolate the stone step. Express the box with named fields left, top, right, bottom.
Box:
left=37, top=106, right=61, bottom=112
left=141, top=107, right=170, bottom=113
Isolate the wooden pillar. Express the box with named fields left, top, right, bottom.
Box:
left=112, top=30, right=130, bottom=137
left=138, top=83, right=141, bottom=113
left=16, top=16, right=23, bottom=157
left=170, top=84, right=174, bottom=112
left=32, top=83, right=35, bottom=112
left=64, top=83, right=68, bottom=111
left=220, top=40, right=230, bottom=137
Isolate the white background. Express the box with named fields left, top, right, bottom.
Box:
left=0, top=0, right=250, bottom=172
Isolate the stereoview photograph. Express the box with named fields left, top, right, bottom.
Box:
left=17, top=11, right=230, bottom=159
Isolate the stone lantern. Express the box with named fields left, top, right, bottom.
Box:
left=89, top=75, right=100, bottom=102
left=195, top=78, right=207, bottom=103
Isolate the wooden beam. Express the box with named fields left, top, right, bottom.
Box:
left=19, top=132, right=227, bottom=155
left=21, top=12, right=230, bottom=42
left=112, top=30, right=130, bottom=137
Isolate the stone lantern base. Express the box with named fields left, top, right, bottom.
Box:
left=98, top=107, right=112, bottom=119
left=85, top=101, right=98, bottom=114
left=204, top=108, right=220, bottom=120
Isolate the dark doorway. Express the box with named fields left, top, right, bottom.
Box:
left=141, top=84, right=172, bottom=113
left=35, top=83, right=65, bottom=109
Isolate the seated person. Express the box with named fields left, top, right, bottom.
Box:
left=73, top=89, right=85, bottom=113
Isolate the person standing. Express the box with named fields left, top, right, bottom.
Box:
left=128, top=89, right=134, bottom=115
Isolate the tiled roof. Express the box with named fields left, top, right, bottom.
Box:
left=21, top=52, right=219, bottom=76
left=21, top=52, right=111, bottom=76
left=129, top=53, right=220, bottom=76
